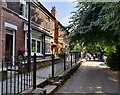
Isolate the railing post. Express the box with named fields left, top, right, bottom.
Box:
left=33, top=53, right=36, bottom=90
left=52, top=53, right=54, bottom=78
left=64, top=53, right=66, bottom=71
left=71, top=53, right=72, bottom=67
left=43, top=89, right=46, bottom=95
left=75, top=53, right=76, bottom=64
left=1, top=61, right=3, bottom=95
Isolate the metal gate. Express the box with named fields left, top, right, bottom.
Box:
left=1, top=56, right=34, bottom=94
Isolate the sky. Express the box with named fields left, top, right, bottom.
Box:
left=40, top=1, right=76, bottom=26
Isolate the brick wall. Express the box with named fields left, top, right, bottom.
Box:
left=31, top=2, right=54, bottom=34
left=2, top=6, right=25, bottom=60
left=6, top=2, right=20, bottom=14
left=6, top=1, right=54, bottom=35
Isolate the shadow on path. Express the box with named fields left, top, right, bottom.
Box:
left=55, top=61, right=119, bottom=94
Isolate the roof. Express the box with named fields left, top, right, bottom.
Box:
left=58, top=22, right=69, bottom=34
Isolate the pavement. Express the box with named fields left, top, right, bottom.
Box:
left=56, top=61, right=119, bottom=94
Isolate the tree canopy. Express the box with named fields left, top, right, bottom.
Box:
left=68, top=2, right=120, bottom=54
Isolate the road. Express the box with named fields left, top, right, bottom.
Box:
left=56, top=61, right=119, bottom=94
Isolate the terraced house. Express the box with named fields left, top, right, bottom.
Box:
left=0, top=0, right=69, bottom=67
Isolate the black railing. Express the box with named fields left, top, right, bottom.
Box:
left=1, top=53, right=41, bottom=95
left=53, top=52, right=80, bottom=77
left=1, top=52, right=80, bottom=94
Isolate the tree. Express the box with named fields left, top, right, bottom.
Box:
left=69, top=2, right=119, bottom=53
left=68, top=2, right=120, bottom=70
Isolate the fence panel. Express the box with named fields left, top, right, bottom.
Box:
left=54, top=52, right=80, bottom=77
left=1, top=56, right=33, bottom=94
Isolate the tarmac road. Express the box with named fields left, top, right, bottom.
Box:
left=56, top=61, right=119, bottom=94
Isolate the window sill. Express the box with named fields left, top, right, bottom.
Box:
left=19, top=15, right=28, bottom=21
left=31, top=52, right=43, bottom=56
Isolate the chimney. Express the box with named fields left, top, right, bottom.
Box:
left=51, top=6, right=56, bottom=17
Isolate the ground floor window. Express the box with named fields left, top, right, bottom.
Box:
left=25, top=30, right=42, bottom=56
left=31, top=31, right=42, bottom=54
left=31, top=39, right=41, bottom=53
left=45, top=36, right=51, bottom=54
left=32, top=39, right=36, bottom=52
left=45, top=42, right=50, bottom=53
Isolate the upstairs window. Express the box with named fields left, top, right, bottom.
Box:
left=19, top=0, right=28, bottom=19
left=44, top=16, right=50, bottom=30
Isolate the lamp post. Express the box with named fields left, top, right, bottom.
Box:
left=51, top=43, right=57, bottom=78
left=51, top=48, right=54, bottom=78
left=27, top=1, right=31, bottom=72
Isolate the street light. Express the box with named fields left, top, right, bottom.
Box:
left=27, top=0, right=31, bottom=72
left=51, top=42, right=57, bottom=78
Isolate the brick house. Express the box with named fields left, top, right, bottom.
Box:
left=0, top=0, right=68, bottom=66
left=51, top=6, right=69, bottom=57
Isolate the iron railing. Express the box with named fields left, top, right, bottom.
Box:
left=53, top=52, right=80, bottom=78
left=1, top=52, right=80, bottom=94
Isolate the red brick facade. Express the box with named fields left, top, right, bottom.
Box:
left=0, top=1, right=68, bottom=67
left=51, top=6, right=69, bottom=54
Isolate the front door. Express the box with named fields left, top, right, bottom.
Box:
left=5, top=34, right=13, bottom=62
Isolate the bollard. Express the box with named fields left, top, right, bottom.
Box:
left=43, top=89, right=46, bottom=95
left=64, top=53, right=66, bottom=71
left=33, top=53, right=36, bottom=89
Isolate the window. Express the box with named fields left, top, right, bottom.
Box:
left=44, top=16, right=50, bottom=30
left=37, top=41, right=40, bottom=53
left=45, top=42, right=50, bottom=53
left=32, top=39, right=36, bottom=52
left=31, top=38, right=42, bottom=53
left=45, top=36, right=51, bottom=53
left=31, top=31, right=42, bottom=54
left=19, top=0, right=28, bottom=19
left=25, top=30, right=42, bottom=56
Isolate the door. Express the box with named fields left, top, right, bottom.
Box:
left=5, top=34, right=13, bottom=62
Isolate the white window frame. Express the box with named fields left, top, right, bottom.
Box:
left=45, top=36, right=51, bottom=54
left=25, top=29, right=43, bottom=56
left=31, top=34, right=42, bottom=56
left=19, top=0, right=28, bottom=20
left=45, top=42, right=51, bottom=54
left=6, top=29, right=15, bottom=65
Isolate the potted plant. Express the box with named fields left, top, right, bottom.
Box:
left=18, top=48, right=27, bottom=73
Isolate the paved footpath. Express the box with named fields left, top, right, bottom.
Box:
left=56, top=61, right=119, bottom=94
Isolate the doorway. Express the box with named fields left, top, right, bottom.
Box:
left=5, top=29, right=15, bottom=65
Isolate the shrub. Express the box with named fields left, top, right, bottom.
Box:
left=106, top=52, right=120, bottom=71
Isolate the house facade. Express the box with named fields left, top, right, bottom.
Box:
left=0, top=0, right=69, bottom=67
left=51, top=6, right=69, bottom=57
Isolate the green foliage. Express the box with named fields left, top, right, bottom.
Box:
left=106, top=52, right=120, bottom=71
left=69, top=2, right=120, bottom=47
left=68, top=2, right=120, bottom=70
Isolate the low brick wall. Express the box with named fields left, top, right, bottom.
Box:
left=0, top=71, right=7, bottom=81
left=36, top=58, right=61, bottom=69
left=0, top=58, right=62, bottom=81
